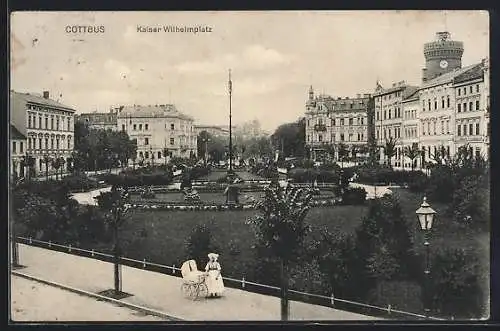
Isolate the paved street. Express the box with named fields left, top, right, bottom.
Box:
left=12, top=244, right=381, bottom=321
left=11, top=275, right=166, bottom=322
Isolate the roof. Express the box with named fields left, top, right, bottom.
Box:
left=10, top=124, right=26, bottom=140
left=312, top=95, right=371, bottom=112
left=373, top=84, right=418, bottom=97
left=402, top=89, right=420, bottom=102
left=453, top=64, right=484, bottom=85
left=10, top=91, right=76, bottom=112
left=421, top=63, right=481, bottom=89
left=117, top=104, right=194, bottom=121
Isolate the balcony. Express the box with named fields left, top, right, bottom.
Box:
left=314, top=124, right=327, bottom=132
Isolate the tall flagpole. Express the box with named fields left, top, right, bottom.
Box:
left=228, top=69, right=233, bottom=173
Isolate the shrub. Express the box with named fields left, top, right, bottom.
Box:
left=341, top=187, right=367, bottom=205
left=184, top=224, right=219, bottom=268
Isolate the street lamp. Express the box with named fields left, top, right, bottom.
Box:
left=415, top=196, right=436, bottom=318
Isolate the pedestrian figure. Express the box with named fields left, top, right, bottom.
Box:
left=205, top=253, right=224, bottom=298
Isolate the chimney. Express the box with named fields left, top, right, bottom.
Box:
left=43, top=91, right=49, bottom=99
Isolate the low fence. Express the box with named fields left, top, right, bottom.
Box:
left=16, top=237, right=444, bottom=321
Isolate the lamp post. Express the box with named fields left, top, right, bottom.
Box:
left=228, top=69, right=233, bottom=174
left=415, top=196, right=436, bottom=319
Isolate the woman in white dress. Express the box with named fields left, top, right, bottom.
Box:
left=205, top=253, right=225, bottom=298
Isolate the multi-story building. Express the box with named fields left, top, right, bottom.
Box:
left=305, top=86, right=374, bottom=161
left=373, top=81, right=418, bottom=167
left=10, top=90, right=76, bottom=176
left=10, top=123, right=27, bottom=178
left=452, top=59, right=489, bottom=159
left=401, top=90, right=421, bottom=169
left=117, top=104, right=197, bottom=163
left=76, top=108, right=119, bottom=131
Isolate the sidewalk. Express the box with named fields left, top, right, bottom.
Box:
left=13, top=244, right=381, bottom=321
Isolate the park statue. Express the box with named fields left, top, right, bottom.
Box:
left=224, top=179, right=240, bottom=205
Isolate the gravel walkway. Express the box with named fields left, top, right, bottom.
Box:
left=11, top=275, right=166, bottom=322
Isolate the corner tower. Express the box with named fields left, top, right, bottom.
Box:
left=422, top=31, right=464, bottom=83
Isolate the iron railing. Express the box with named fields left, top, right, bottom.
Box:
left=15, top=236, right=445, bottom=321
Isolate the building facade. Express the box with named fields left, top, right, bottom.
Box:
left=10, top=124, right=27, bottom=178
left=117, top=104, right=197, bottom=163
left=452, top=60, right=489, bottom=159
left=305, top=86, right=373, bottom=161
left=373, top=81, right=418, bottom=167
left=76, top=109, right=119, bottom=131
left=422, top=32, right=464, bottom=83
left=401, top=90, right=421, bottom=169
left=10, top=91, right=76, bottom=176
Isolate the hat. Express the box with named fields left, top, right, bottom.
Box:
left=207, top=253, right=219, bottom=260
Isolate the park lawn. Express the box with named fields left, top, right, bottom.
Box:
left=130, top=191, right=266, bottom=204
left=196, top=170, right=266, bottom=182
left=93, top=203, right=369, bottom=281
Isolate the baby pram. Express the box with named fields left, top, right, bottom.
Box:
left=180, top=260, right=208, bottom=300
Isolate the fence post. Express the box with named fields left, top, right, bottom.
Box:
left=91, top=249, right=95, bottom=257
left=387, top=304, right=392, bottom=315
left=242, top=276, right=245, bottom=289
left=29, top=237, right=32, bottom=244
left=172, top=265, right=175, bottom=274
left=330, top=293, right=335, bottom=306
left=143, top=258, right=146, bottom=268
left=68, top=244, right=72, bottom=253
left=48, top=240, right=52, bottom=248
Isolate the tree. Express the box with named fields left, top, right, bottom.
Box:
left=430, top=248, right=486, bottom=318
left=95, top=185, right=131, bottom=295
left=51, top=157, right=62, bottom=180
left=271, top=119, right=306, bottom=158
left=41, top=154, right=52, bottom=180
left=337, top=143, right=349, bottom=167
left=404, top=143, right=421, bottom=171
left=247, top=186, right=313, bottom=320
left=384, top=137, right=398, bottom=167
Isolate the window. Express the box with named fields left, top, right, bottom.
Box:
left=463, top=87, right=466, bottom=95
left=51, top=117, right=54, bottom=130
left=28, top=138, right=32, bottom=149
left=441, top=121, right=444, bottom=134
left=51, top=138, right=54, bottom=149
left=470, top=86, right=473, bottom=94
left=458, top=89, right=461, bottom=96
left=447, top=146, right=450, bottom=158
left=476, top=100, right=480, bottom=110
left=348, top=133, right=353, bottom=141
left=476, top=123, right=480, bottom=135
left=463, top=124, right=467, bottom=136
left=145, top=151, right=149, bottom=159
left=39, top=138, right=42, bottom=149
left=45, top=138, right=48, bottom=149
left=422, top=100, right=425, bottom=111
left=12, top=141, right=17, bottom=153
left=332, top=119, right=336, bottom=126
left=28, top=115, right=32, bottom=128
left=441, top=97, right=445, bottom=108
left=469, top=102, right=473, bottom=111
left=433, top=122, right=436, bottom=135
left=67, top=119, right=70, bottom=131
left=145, top=124, right=149, bottom=130
left=446, top=120, right=450, bottom=134
left=434, top=100, right=437, bottom=110
left=139, top=124, right=142, bottom=130
left=377, top=111, right=380, bottom=120
left=145, top=138, right=149, bottom=145
left=56, top=116, right=60, bottom=130
left=340, top=119, right=344, bottom=126
left=458, top=103, right=461, bottom=112
left=428, top=100, right=431, bottom=110
left=476, top=85, right=480, bottom=93
left=447, top=96, right=450, bottom=108
left=20, top=142, right=24, bottom=153
left=475, top=148, right=481, bottom=159
left=158, top=151, right=162, bottom=159
left=171, top=124, right=175, bottom=130
left=427, top=122, right=430, bottom=135
left=340, top=133, right=344, bottom=141
left=307, top=120, right=310, bottom=126
left=68, top=139, right=71, bottom=149
left=463, top=103, right=467, bottom=111
left=318, top=135, right=323, bottom=142
left=56, top=139, right=60, bottom=149
left=422, top=123, right=426, bottom=135
left=384, top=110, right=386, bottom=120
left=170, top=138, right=174, bottom=145
left=349, top=118, right=353, bottom=125
left=133, top=124, right=137, bottom=130
left=39, top=116, right=42, bottom=129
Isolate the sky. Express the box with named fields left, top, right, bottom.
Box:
left=10, top=11, right=489, bottom=132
